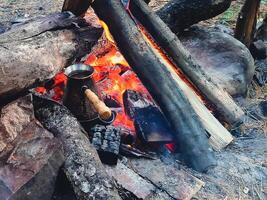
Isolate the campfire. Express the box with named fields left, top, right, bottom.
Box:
left=1, top=0, right=266, bottom=199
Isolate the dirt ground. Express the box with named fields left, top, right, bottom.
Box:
left=0, top=0, right=64, bottom=28
left=0, top=0, right=266, bottom=199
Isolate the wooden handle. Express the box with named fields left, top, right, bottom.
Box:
left=84, top=89, right=112, bottom=120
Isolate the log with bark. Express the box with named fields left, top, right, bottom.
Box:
left=32, top=93, right=120, bottom=199
left=0, top=12, right=102, bottom=107
left=235, top=0, right=261, bottom=47
left=62, top=0, right=231, bottom=34
left=156, top=0, right=232, bottom=34
left=91, top=0, right=216, bottom=172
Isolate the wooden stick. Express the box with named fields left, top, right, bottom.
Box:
left=91, top=0, right=216, bottom=172
left=235, top=0, right=261, bottom=47
left=128, top=0, right=245, bottom=126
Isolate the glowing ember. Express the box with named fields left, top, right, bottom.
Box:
left=35, top=15, right=178, bottom=150
left=84, top=20, right=149, bottom=131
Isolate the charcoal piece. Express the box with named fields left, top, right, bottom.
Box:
left=123, top=90, right=154, bottom=119
left=134, top=106, right=174, bottom=143
left=118, top=127, right=136, bottom=145
left=260, top=101, right=267, bottom=117
left=91, top=125, right=121, bottom=165
left=250, top=40, right=267, bottom=60
left=103, top=95, right=121, bottom=108
left=123, top=90, right=174, bottom=143
left=119, top=144, right=157, bottom=159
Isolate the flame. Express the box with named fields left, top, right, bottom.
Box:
left=85, top=20, right=149, bottom=131
left=99, top=20, right=115, bottom=44
left=35, top=15, right=203, bottom=150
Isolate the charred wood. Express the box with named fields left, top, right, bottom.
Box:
left=123, top=90, right=174, bottom=143
left=91, top=0, right=216, bottom=172
left=91, top=125, right=121, bottom=165
left=118, top=127, right=136, bottom=145
left=32, top=93, right=120, bottom=200
left=62, top=0, right=92, bottom=16
left=0, top=12, right=102, bottom=106
left=235, top=0, right=261, bottom=47
left=156, top=0, right=232, bottom=33
left=119, top=144, right=157, bottom=159
left=129, top=0, right=244, bottom=126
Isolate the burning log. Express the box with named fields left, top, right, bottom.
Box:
left=32, top=93, right=120, bottom=199
left=129, top=0, right=244, bottom=126
left=91, top=0, right=216, bottom=172
left=123, top=87, right=232, bottom=150
left=0, top=12, right=102, bottom=106
left=156, top=0, right=232, bottom=34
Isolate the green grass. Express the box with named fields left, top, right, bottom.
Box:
left=218, top=3, right=242, bottom=26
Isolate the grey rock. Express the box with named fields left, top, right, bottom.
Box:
left=180, top=25, right=255, bottom=97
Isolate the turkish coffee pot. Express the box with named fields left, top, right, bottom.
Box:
left=63, top=64, right=115, bottom=126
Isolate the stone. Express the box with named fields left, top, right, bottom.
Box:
left=180, top=25, right=255, bottom=97
left=0, top=96, right=64, bottom=200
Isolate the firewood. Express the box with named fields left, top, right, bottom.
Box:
left=156, top=0, right=232, bottom=34
left=128, top=0, right=234, bottom=150
left=91, top=0, right=216, bottom=172
left=61, top=0, right=231, bottom=34
left=235, top=0, right=261, bottom=47
left=129, top=0, right=244, bottom=126
left=123, top=88, right=233, bottom=150
left=32, top=93, right=120, bottom=199
left=0, top=12, right=102, bottom=106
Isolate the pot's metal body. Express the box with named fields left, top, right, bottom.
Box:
left=63, top=64, right=99, bottom=121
